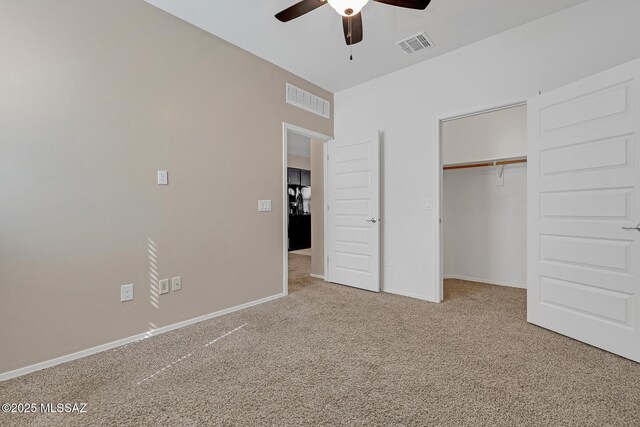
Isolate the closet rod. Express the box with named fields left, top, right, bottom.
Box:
left=443, top=157, right=527, bottom=171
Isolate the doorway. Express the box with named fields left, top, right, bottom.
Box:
left=435, top=102, right=527, bottom=302
left=282, top=124, right=332, bottom=295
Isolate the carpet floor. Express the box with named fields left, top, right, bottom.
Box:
left=1, top=254, right=639, bottom=426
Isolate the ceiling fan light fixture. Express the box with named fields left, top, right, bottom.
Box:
left=327, top=0, right=369, bottom=16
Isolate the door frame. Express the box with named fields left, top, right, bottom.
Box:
left=433, top=100, right=528, bottom=302
left=282, top=123, right=333, bottom=296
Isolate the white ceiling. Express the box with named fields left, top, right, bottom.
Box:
left=145, top=0, right=589, bottom=92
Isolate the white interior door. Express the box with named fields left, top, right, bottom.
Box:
left=327, top=132, right=380, bottom=292
left=528, top=59, right=640, bottom=362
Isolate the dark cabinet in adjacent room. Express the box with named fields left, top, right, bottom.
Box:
left=287, top=168, right=301, bottom=185
left=288, top=167, right=311, bottom=186
left=300, top=169, right=311, bottom=186
left=288, top=214, right=311, bottom=251
left=287, top=167, right=311, bottom=251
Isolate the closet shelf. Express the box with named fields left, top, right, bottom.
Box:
left=443, top=156, right=527, bottom=171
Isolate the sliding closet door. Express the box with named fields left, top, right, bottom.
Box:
left=527, top=59, right=640, bottom=362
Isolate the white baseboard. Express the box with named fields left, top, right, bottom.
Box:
left=444, top=275, right=526, bottom=289
left=382, top=287, right=439, bottom=303
left=0, top=292, right=286, bottom=382
left=310, top=273, right=324, bottom=280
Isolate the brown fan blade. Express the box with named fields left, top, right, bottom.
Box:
left=373, top=0, right=431, bottom=10
left=342, top=13, right=363, bottom=45
left=275, top=0, right=327, bottom=22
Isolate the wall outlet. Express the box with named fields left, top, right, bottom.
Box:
left=171, top=276, right=182, bottom=292
left=159, top=279, right=170, bottom=294
left=157, top=170, right=168, bottom=185
left=121, top=284, right=134, bottom=302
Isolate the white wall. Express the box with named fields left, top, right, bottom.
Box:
left=443, top=165, right=527, bottom=288
left=334, top=0, right=640, bottom=301
left=442, top=105, right=527, bottom=165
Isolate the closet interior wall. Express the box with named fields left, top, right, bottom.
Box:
left=442, top=105, right=528, bottom=289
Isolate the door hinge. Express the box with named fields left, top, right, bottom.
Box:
left=327, top=205, right=330, bottom=211
left=327, top=256, right=329, bottom=265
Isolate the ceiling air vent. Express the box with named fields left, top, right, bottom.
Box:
left=286, top=83, right=330, bottom=119
left=396, top=31, right=434, bottom=55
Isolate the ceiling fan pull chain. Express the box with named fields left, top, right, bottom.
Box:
left=349, top=16, right=353, bottom=60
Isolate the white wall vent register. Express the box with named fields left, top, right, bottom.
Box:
left=286, top=83, right=330, bottom=119
left=396, top=31, right=434, bottom=55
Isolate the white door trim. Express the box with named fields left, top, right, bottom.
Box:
left=282, top=123, right=332, bottom=295
left=433, top=100, right=528, bottom=302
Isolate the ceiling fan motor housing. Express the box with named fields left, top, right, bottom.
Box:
left=327, top=0, right=370, bottom=17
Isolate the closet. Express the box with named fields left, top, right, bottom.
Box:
left=442, top=104, right=527, bottom=290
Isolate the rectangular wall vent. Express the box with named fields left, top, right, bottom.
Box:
left=396, top=31, right=434, bottom=55
left=286, top=83, right=330, bottom=119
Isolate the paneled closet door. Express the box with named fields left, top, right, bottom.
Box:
left=527, top=59, right=640, bottom=362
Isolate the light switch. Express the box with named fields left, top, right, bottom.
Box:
left=425, top=199, right=433, bottom=210
left=157, top=170, right=168, bottom=185
left=258, top=200, right=272, bottom=212
left=159, top=279, right=170, bottom=294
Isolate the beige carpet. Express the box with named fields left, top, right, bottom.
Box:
left=1, top=254, right=639, bottom=426
left=289, top=248, right=312, bottom=256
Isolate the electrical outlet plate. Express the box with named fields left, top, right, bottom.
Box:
left=121, top=284, right=134, bottom=302
left=159, top=279, right=170, bottom=294
left=171, top=276, right=182, bottom=291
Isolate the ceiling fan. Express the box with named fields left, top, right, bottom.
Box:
left=275, top=0, right=432, bottom=48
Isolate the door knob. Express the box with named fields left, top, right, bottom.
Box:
left=366, top=217, right=380, bottom=223
left=622, top=223, right=640, bottom=232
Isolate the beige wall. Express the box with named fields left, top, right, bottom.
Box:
left=0, top=0, right=333, bottom=375
left=287, top=154, right=310, bottom=171
left=310, top=139, right=325, bottom=277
